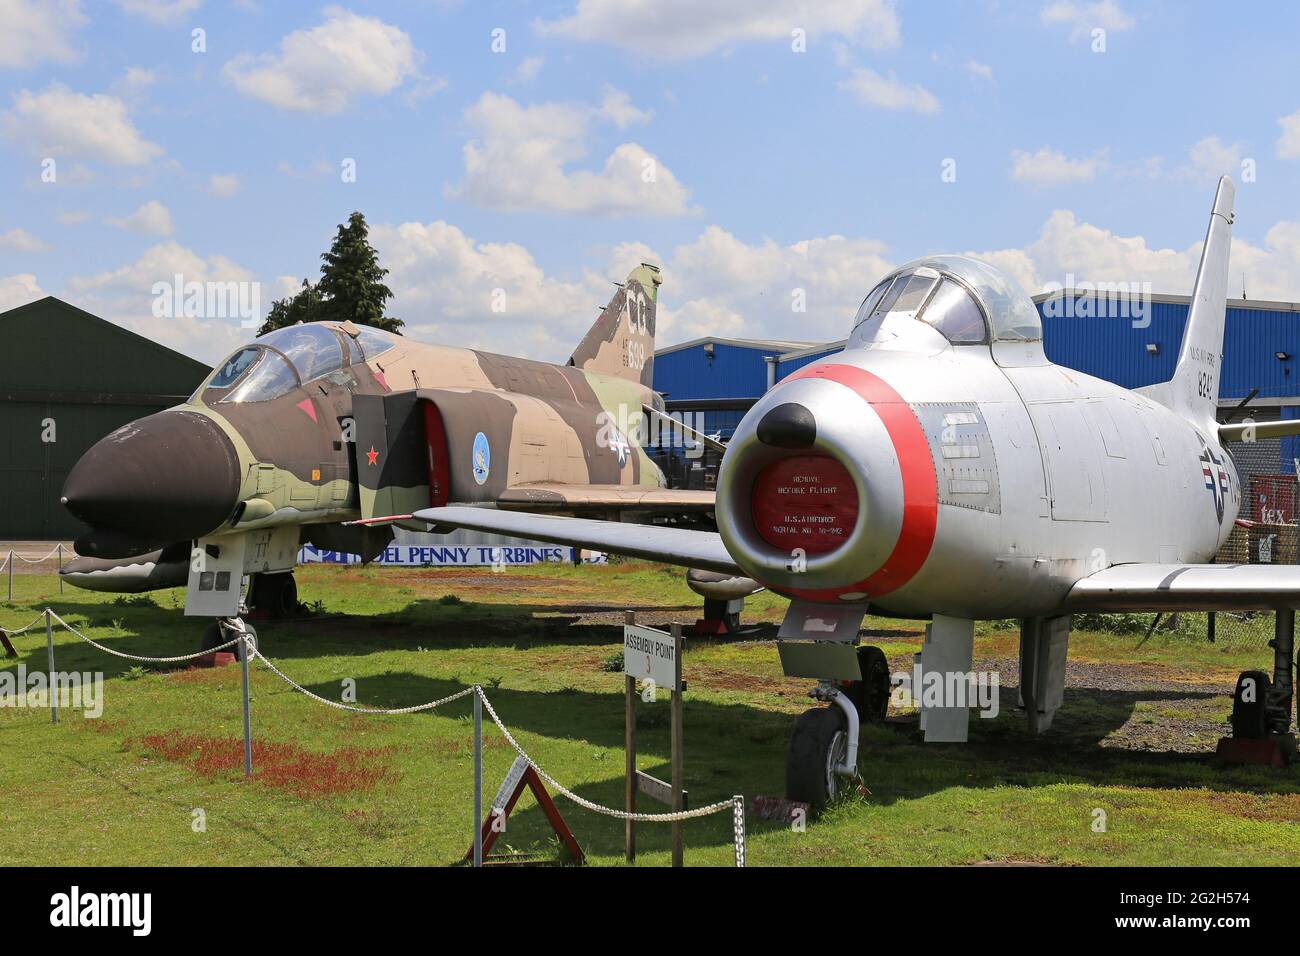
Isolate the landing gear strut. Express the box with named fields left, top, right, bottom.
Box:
left=199, top=617, right=257, bottom=662
left=786, top=684, right=861, bottom=807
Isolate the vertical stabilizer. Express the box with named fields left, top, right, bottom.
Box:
left=1167, top=176, right=1235, bottom=429
left=568, top=264, right=661, bottom=388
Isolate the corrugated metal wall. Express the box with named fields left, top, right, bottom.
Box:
left=654, top=342, right=777, bottom=401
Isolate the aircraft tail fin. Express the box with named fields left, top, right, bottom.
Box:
left=568, top=263, right=661, bottom=389
left=1166, top=176, right=1235, bottom=429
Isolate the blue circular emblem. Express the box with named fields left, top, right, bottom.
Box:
left=472, top=432, right=491, bottom=485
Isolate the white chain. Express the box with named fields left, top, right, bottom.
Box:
left=48, top=610, right=244, bottom=663
left=13, top=545, right=64, bottom=564
left=732, top=796, right=746, bottom=867
left=0, top=614, right=45, bottom=637
left=250, top=646, right=477, bottom=714
left=472, top=687, right=735, bottom=823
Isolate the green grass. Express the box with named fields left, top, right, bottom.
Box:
left=1, top=563, right=1298, bottom=867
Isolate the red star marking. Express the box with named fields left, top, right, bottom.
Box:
left=366, top=446, right=379, bottom=466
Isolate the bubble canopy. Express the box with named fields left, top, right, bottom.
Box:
left=194, top=322, right=398, bottom=404
left=847, top=255, right=1042, bottom=347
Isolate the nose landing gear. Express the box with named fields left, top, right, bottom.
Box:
left=1223, top=608, right=1296, bottom=765
left=786, top=684, right=863, bottom=807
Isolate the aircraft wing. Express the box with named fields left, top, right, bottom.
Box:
left=1067, top=563, right=1300, bottom=611
left=412, top=505, right=741, bottom=575
left=495, top=483, right=715, bottom=512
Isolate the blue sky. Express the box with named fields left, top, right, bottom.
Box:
left=2, top=0, right=1299, bottom=364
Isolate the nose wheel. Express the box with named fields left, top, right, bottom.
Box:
left=786, top=684, right=862, bottom=808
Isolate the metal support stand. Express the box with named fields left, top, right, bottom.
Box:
left=623, top=610, right=637, bottom=864
left=473, top=686, right=483, bottom=868
left=7, top=550, right=12, bottom=603
left=45, top=609, right=57, bottom=724
left=58, top=543, right=64, bottom=595
left=1272, top=608, right=1295, bottom=734
left=238, top=623, right=253, bottom=777
left=670, top=622, right=684, bottom=868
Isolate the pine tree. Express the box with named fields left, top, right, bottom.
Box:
left=257, top=211, right=403, bottom=336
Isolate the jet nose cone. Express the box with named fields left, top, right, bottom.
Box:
left=62, top=410, right=241, bottom=553
left=756, top=402, right=817, bottom=449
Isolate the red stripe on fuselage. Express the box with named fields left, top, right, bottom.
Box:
left=777, top=363, right=938, bottom=602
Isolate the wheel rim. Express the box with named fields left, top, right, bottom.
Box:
left=824, top=729, right=847, bottom=799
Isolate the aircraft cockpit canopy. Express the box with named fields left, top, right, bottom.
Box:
left=847, top=255, right=1042, bottom=350
left=194, top=322, right=398, bottom=404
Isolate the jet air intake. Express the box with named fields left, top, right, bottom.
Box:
left=715, top=361, right=934, bottom=604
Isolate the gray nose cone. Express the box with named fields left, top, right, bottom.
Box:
left=62, top=410, right=241, bottom=556
left=756, top=402, right=817, bottom=449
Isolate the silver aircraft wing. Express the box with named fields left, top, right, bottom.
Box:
left=1067, top=563, right=1300, bottom=611
left=412, top=505, right=742, bottom=575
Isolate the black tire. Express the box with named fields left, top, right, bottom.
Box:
left=786, top=707, right=850, bottom=807
left=847, top=645, right=891, bottom=724
left=1232, top=670, right=1271, bottom=739
left=252, top=573, right=298, bottom=619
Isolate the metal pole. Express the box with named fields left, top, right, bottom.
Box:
left=473, top=687, right=483, bottom=868
left=1207, top=611, right=1215, bottom=644
left=1274, top=608, right=1295, bottom=733
left=670, top=622, right=684, bottom=868
left=58, top=543, right=63, bottom=595
left=7, top=550, right=12, bottom=603
left=45, top=609, right=57, bottom=725
left=624, top=610, right=636, bottom=863
left=238, top=624, right=253, bottom=777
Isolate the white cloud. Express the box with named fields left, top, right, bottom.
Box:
left=536, top=0, right=900, bottom=57
left=1277, top=109, right=1300, bottom=160
left=1011, top=147, right=1102, bottom=185
left=114, top=0, right=202, bottom=23
left=1040, top=0, right=1134, bottom=42
left=223, top=7, right=422, bottom=114
left=1, top=84, right=163, bottom=166
left=0, top=0, right=85, bottom=68
left=106, top=200, right=174, bottom=236
left=1186, top=135, right=1243, bottom=183
left=0, top=228, right=51, bottom=252
left=208, top=173, right=240, bottom=197
left=965, top=58, right=993, bottom=80
left=511, top=55, right=545, bottom=84
left=970, top=208, right=1300, bottom=302
left=119, top=66, right=157, bottom=89
left=64, top=241, right=258, bottom=361
left=0, top=274, right=43, bottom=312
left=838, top=67, right=939, bottom=114
left=447, top=91, right=693, bottom=217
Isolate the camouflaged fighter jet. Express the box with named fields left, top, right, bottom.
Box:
left=391, top=178, right=1300, bottom=805
left=60, top=264, right=752, bottom=637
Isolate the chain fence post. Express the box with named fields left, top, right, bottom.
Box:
left=58, top=543, right=64, bottom=595
left=7, top=550, right=12, bottom=603
left=732, top=795, right=745, bottom=867
left=239, top=625, right=253, bottom=777
left=45, top=609, right=58, bottom=725
left=473, top=686, right=483, bottom=868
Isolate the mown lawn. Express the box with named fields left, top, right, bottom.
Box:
left=1, top=562, right=1297, bottom=867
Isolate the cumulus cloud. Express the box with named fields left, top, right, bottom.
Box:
left=1, top=84, right=163, bottom=166
left=0, top=0, right=85, bottom=68
left=0, top=274, right=43, bottom=312
left=114, top=0, right=201, bottom=24
left=1277, top=109, right=1300, bottom=160
left=106, top=200, right=173, bottom=236
left=1185, top=135, right=1243, bottom=183
left=1040, top=0, right=1134, bottom=42
left=1011, top=147, right=1103, bottom=185
left=969, top=208, right=1300, bottom=302
left=208, top=173, right=240, bottom=197
left=0, top=228, right=51, bottom=253
left=446, top=91, right=693, bottom=217
left=965, top=59, right=993, bottom=80
left=838, top=67, right=939, bottom=114
left=535, top=0, right=900, bottom=57
left=64, top=241, right=259, bottom=361
left=511, top=55, right=545, bottom=85
left=223, top=7, right=422, bottom=113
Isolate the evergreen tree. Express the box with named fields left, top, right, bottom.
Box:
left=257, top=211, right=403, bottom=336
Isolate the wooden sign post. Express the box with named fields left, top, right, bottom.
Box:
left=623, top=613, right=687, bottom=867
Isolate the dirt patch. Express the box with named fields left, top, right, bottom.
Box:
left=127, top=731, right=396, bottom=798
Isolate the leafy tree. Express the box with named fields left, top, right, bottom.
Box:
left=257, top=212, right=403, bottom=336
